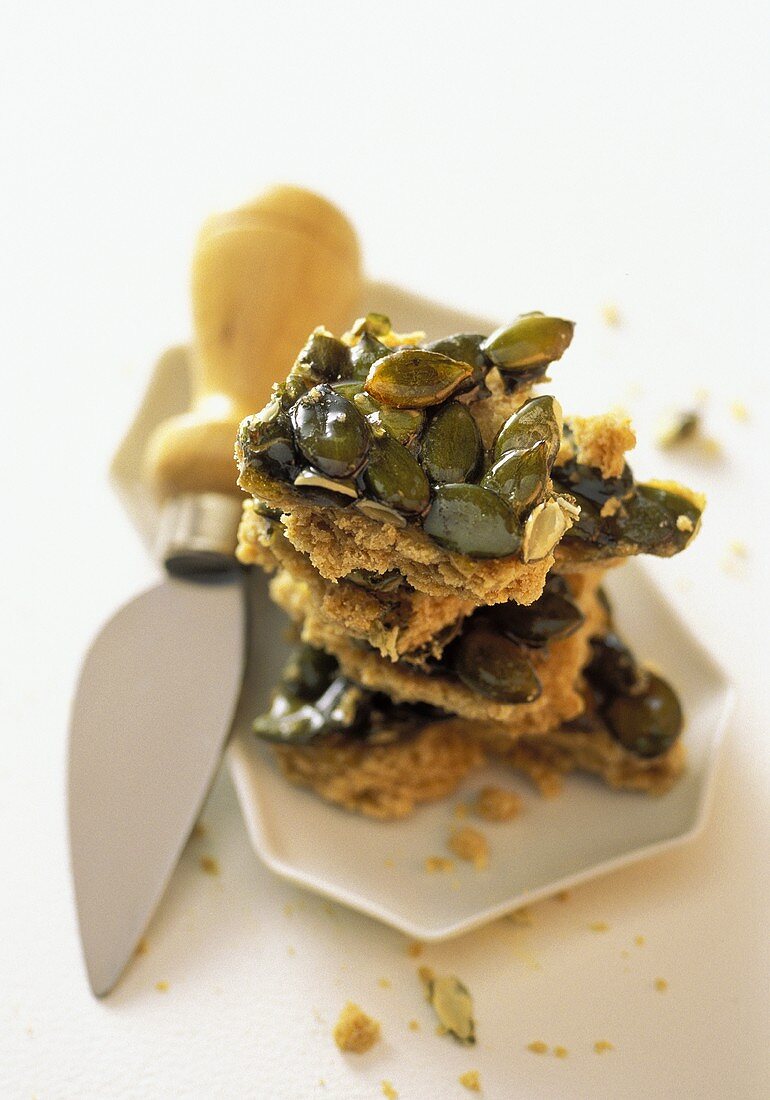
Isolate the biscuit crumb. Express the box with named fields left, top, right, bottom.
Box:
left=134, top=938, right=149, bottom=957
left=730, top=400, right=749, bottom=422
left=602, top=304, right=621, bottom=327
left=634, top=935, right=645, bottom=947
left=333, top=1003, right=381, bottom=1053
left=589, top=921, right=610, bottom=932
left=553, top=1046, right=569, bottom=1058
left=407, top=941, right=423, bottom=958
left=506, top=907, right=533, bottom=927
left=527, top=1040, right=548, bottom=1054
left=454, top=802, right=470, bottom=819
left=378, top=978, right=391, bottom=989
left=594, top=1040, right=614, bottom=1053
left=459, top=1069, right=481, bottom=1091
left=383, top=857, right=395, bottom=869
left=600, top=497, right=623, bottom=518
left=408, top=1018, right=420, bottom=1031
left=283, top=902, right=294, bottom=917
left=571, top=413, right=636, bottom=478
left=381, top=1082, right=398, bottom=1099
left=200, top=856, right=219, bottom=876
left=728, top=539, right=747, bottom=558
left=654, top=978, right=668, bottom=992
left=556, top=890, right=571, bottom=903
left=287, top=946, right=296, bottom=956
left=449, top=826, right=489, bottom=869
left=676, top=514, right=694, bottom=533
left=620, top=949, right=630, bottom=959
left=155, top=981, right=169, bottom=992
left=474, top=786, right=522, bottom=822
left=191, top=821, right=206, bottom=839
left=425, top=856, right=455, bottom=873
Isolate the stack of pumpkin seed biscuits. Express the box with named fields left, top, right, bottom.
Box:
left=236, top=313, right=704, bottom=819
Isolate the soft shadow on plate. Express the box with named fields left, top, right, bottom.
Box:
left=112, top=282, right=734, bottom=941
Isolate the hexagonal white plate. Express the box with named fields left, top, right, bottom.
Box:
left=113, top=283, right=734, bottom=942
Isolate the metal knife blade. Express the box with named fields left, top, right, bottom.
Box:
left=68, top=573, right=245, bottom=996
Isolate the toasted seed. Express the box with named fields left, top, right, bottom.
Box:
left=493, top=396, right=563, bottom=466
left=450, top=626, right=542, bottom=703
left=349, top=332, right=393, bottom=381
left=551, top=455, right=634, bottom=506
left=604, top=673, right=683, bottom=758
left=290, top=384, right=371, bottom=479
left=481, top=313, right=574, bottom=373
left=365, top=348, right=472, bottom=408
left=612, top=484, right=702, bottom=556
left=585, top=632, right=639, bottom=694
left=424, top=333, right=489, bottom=394
left=423, top=484, right=522, bottom=558
left=363, top=431, right=431, bottom=514
left=355, top=498, right=408, bottom=527
left=354, top=391, right=425, bottom=446
left=293, top=467, right=359, bottom=499
left=350, top=312, right=392, bottom=339
left=423, top=975, right=476, bottom=1045
left=237, top=403, right=299, bottom=480
left=521, top=499, right=569, bottom=561
left=485, top=579, right=584, bottom=647
left=296, top=330, right=351, bottom=381
left=421, top=402, right=483, bottom=485
left=481, top=441, right=550, bottom=515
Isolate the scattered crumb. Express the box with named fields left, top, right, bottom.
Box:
left=319, top=1080, right=325, bottom=1088
left=594, top=1040, right=614, bottom=1053
left=408, top=1019, right=420, bottom=1031
left=381, top=1081, right=398, bottom=1099
left=474, top=785, right=522, bottom=822
left=556, top=890, right=571, bottom=903
left=602, top=304, right=621, bottom=327
left=425, top=856, right=455, bottom=873
left=407, top=941, right=424, bottom=958
left=505, top=907, right=533, bottom=927
left=155, top=981, right=169, bottom=993
left=600, top=497, right=623, bottom=519
left=449, top=826, right=490, bottom=869
left=322, top=901, right=338, bottom=917
left=728, top=539, right=747, bottom=558
left=450, top=878, right=461, bottom=891
left=283, top=902, right=294, bottom=917
left=553, top=1046, right=569, bottom=1058
left=134, top=938, right=149, bottom=957
left=694, top=387, right=710, bottom=404
left=620, top=949, right=630, bottom=959
left=634, top=935, right=645, bottom=947
left=730, top=400, right=749, bottom=422
left=676, top=514, right=694, bottom=533
left=287, top=946, right=296, bottom=956
left=454, top=802, right=470, bottom=819
left=589, top=921, right=610, bottom=933
left=527, top=1040, right=548, bottom=1055
left=702, top=436, right=722, bottom=456
left=191, top=821, right=206, bottom=839
left=418, top=966, right=435, bottom=984
left=383, top=857, right=395, bottom=869
left=459, top=1069, right=482, bottom=1091
left=378, top=978, right=391, bottom=989
left=199, top=856, right=219, bottom=876
left=654, top=978, right=668, bottom=992
left=333, top=1003, right=381, bottom=1053
left=572, top=412, right=636, bottom=478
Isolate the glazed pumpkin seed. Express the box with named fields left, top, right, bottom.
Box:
left=481, top=313, right=574, bottom=374
left=293, top=467, right=359, bottom=499
left=424, top=333, right=489, bottom=395
left=290, top=384, right=371, bottom=479
left=421, top=401, right=483, bottom=485
left=450, top=626, right=542, bottom=703
left=611, top=483, right=702, bottom=556
left=349, top=331, right=392, bottom=381
left=283, top=644, right=338, bottom=700
left=296, top=330, right=351, bottom=381
left=585, top=632, right=639, bottom=695
left=354, top=391, right=425, bottom=446
left=364, top=348, right=472, bottom=408
left=332, top=379, right=366, bottom=401
left=486, top=580, right=584, bottom=647
left=253, top=673, right=368, bottom=744
left=481, top=440, right=550, bottom=515
left=345, top=569, right=404, bottom=592
left=521, top=499, right=569, bottom=561
left=363, top=430, right=431, bottom=514
left=551, top=455, right=634, bottom=506
left=350, top=312, right=392, bottom=339
left=423, top=973, right=476, bottom=1045
left=252, top=497, right=283, bottom=521
left=237, top=403, right=299, bottom=480
left=492, top=395, right=563, bottom=466
left=604, top=673, right=683, bottom=758
left=355, top=498, right=408, bottom=528
left=423, top=484, right=522, bottom=558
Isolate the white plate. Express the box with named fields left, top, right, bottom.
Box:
left=112, top=285, right=734, bottom=941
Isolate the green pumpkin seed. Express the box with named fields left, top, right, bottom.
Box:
left=349, top=331, right=393, bottom=381
left=585, top=632, right=639, bottom=694
left=604, top=673, right=683, bottom=758
left=363, top=431, right=431, bottom=515
left=485, top=578, right=584, bottom=647
left=481, top=313, right=574, bottom=374
left=521, top=499, right=569, bottom=561
left=293, top=467, right=359, bottom=499
left=450, top=626, right=542, bottom=703
left=332, top=379, right=366, bottom=401
left=237, top=402, right=300, bottom=480
left=423, top=484, right=522, bottom=558
left=365, top=348, right=472, bottom=408
left=345, top=569, right=404, bottom=592
left=350, top=312, right=392, bottom=339
left=290, top=384, right=371, bottom=479
left=253, top=671, right=368, bottom=744
left=551, top=454, right=634, bottom=505
left=354, top=391, right=425, bottom=446
left=424, top=333, right=489, bottom=394
left=421, top=972, right=476, bottom=1045
left=421, top=401, right=483, bottom=485
left=492, top=395, right=563, bottom=466
left=355, top=498, right=408, bottom=527
left=252, top=497, right=284, bottom=521
left=611, top=483, right=702, bottom=556
left=295, top=330, right=351, bottom=381
left=283, top=644, right=338, bottom=699
left=481, top=440, right=550, bottom=515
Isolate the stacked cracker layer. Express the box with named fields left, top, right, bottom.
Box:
left=235, top=314, right=702, bottom=819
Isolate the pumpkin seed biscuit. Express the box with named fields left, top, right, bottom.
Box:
left=267, top=568, right=606, bottom=736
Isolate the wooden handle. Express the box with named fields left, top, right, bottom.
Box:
left=145, top=185, right=363, bottom=499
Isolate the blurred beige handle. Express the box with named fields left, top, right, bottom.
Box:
left=145, top=185, right=362, bottom=500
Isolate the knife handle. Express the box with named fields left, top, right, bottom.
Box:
left=142, top=185, right=363, bottom=572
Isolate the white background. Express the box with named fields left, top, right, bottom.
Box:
left=1, top=2, right=769, bottom=1097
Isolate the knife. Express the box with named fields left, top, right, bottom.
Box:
left=68, top=185, right=362, bottom=996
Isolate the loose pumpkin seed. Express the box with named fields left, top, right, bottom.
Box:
left=604, top=673, right=683, bottom=758
left=422, top=974, right=476, bottom=1045
left=423, top=484, right=522, bottom=558
left=481, top=313, right=574, bottom=374
left=362, top=431, right=431, bottom=514
left=345, top=569, right=404, bottom=592
left=450, top=626, right=542, bottom=703
left=290, top=384, right=371, bottom=479
left=492, top=395, right=563, bottom=466
left=365, top=348, right=472, bottom=408
left=421, top=401, right=483, bottom=484
left=481, top=440, right=550, bottom=515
